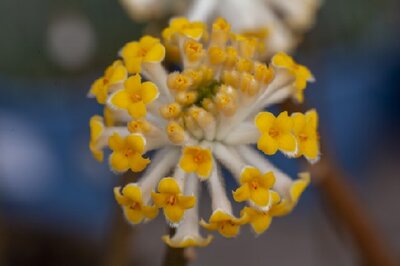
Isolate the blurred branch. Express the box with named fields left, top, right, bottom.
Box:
left=162, top=227, right=187, bottom=266
left=282, top=101, right=397, bottom=266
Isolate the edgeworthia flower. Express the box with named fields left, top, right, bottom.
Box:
left=120, top=0, right=320, bottom=56
left=88, top=17, right=319, bottom=247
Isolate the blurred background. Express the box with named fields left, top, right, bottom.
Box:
left=0, top=0, right=399, bottom=265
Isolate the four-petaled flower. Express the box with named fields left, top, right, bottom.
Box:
left=272, top=52, right=314, bottom=103
left=255, top=111, right=297, bottom=156
left=179, top=146, right=213, bottom=179
left=152, top=177, right=196, bottom=223
left=108, top=133, right=150, bottom=173
left=89, top=60, right=127, bottom=104
left=114, top=184, right=159, bottom=224
left=109, top=74, right=159, bottom=118
left=233, top=166, right=276, bottom=207
left=121, top=36, right=165, bottom=73
left=200, top=210, right=247, bottom=238
left=292, top=109, right=320, bottom=162
left=163, top=17, right=206, bottom=42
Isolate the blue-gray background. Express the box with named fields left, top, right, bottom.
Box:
left=0, top=0, right=399, bottom=265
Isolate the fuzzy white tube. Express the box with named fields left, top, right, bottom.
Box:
left=223, top=121, right=260, bottom=145
left=142, top=62, right=172, bottom=102
left=172, top=165, right=187, bottom=191
left=207, top=159, right=232, bottom=213
left=138, top=147, right=180, bottom=203
left=186, top=0, right=217, bottom=22
left=213, top=143, right=246, bottom=180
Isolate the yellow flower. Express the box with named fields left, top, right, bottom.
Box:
left=240, top=191, right=280, bottom=234
left=151, top=177, right=196, bottom=223
left=269, top=172, right=310, bottom=216
left=89, top=60, right=127, bottom=104
left=108, top=133, right=150, bottom=173
left=89, top=115, right=105, bottom=162
left=232, top=166, right=275, bottom=207
left=200, top=210, right=247, bottom=238
left=179, top=146, right=213, bottom=179
left=114, top=184, right=158, bottom=224
left=292, top=110, right=320, bottom=162
left=162, top=17, right=206, bottom=42
left=121, top=36, right=165, bottom=73
left=272, top=52, right=313, bottom=103
left=109, top=74, right=158, bottom=118
left=255, top=111, right=297, bottom=156
left=240, top=207, right=272, bottom=234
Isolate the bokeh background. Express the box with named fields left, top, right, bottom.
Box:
left=0, top=0, right=399, bottom=265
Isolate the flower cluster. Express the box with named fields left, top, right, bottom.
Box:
left=88, top=17, right=319, bottom=247
left=120, top=0, right=320, bottom=57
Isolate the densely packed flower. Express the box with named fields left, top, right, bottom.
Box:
left=120, top=0, right=320, bottom=56
left=88, top=17, right=320, bottom=247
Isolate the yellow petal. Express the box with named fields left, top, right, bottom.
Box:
left=122, top=184, right=143, bottom=203
left=272, top=52, right=294, bottom=69
left=258, top=172, right=275, bottom=188
left=303, top=140, right=319, bottom=161
left=142, top=205, right=159, bottom=219
left=128, top=153, right=150, bottom=172
left=124, top=74, right=142, bottom=93
left=209, top=210, right=232, bottom=223
left=123, top=206, right=144, bottom=224
left=196, top=160, right=212, bottom=178
left=276, top=111, right=292, bottom=133
left=125, top=134, right=146, bottom=154
left=108, top=61, right=127, bottom=84
left=240, top=166, right=261, bottom=184
left=151, top=192, right=168, bottom=208
left=291, top=112, right=306, bottom=135
left=128, top=101, right=147, bottom=118
left=158, top=177, right=181, bottom=194
left=232, top=183, right=250, bottom=202
left=305, top=109, right=318, bottom=129
left=164, top=205, right=185, bottom=223
left=89, top=142, right=104, bottom=162
left=140, top=82, right=158, bottom=104
left=125, top=57, right=143, bottom=73
left=254, top=112, right=274, bottom=132
left=250, top=212, right=272, bottom=234
left=89, top=115, right=103, bottom=141
left=113, top=186, right=130, bottom=206
left=178, top=195, right=196, bottom=209
left=257, top=133, right=279, bottom=155
left=143, top=43, right=165, bottom=62
left=277, top=133, right=297, bottom=153
left=250, top=187, right=270, bottom=206
left=199, top=219, right=218, bottom=231
left=109, top=152, right=129, bottom=172
left=140, top=35, right=160, bottom=49
left=219, top=222, right=240, bottom=238
left=109, top=133, right=125, bottom=151
left=179, top=154, right=197, bottom=173
left=110, top=89, right=131, bottom=109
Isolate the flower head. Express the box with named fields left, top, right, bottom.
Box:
left=152, top=177, right=196, bottom=224
left=114, top=184, right=158, bottom=224
left=121, top=36, right=165, bottom=73
left=232, top=166, right=275, bottom=207
left=108, top=133, right=150, bottom=173
left=200, top=210, right=247, bottom=238
left=88, top=17, right=319, bottom=247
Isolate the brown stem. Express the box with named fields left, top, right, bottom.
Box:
left=282, top=101, right=397, bottom=266
left=162, top=227, right=188, bottom=266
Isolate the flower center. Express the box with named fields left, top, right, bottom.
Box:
left=268, top=128, right=280, bottom=138
left=131, top=93, right=142, bottom=102
left=299, top=133, right=308, bottom=141
left=125, top=148, right=134, bottom=157
left=167, top=195, right=177, bottom=205
left=250, top=181, right=259, bottom=190
left=193, top=153, right=205, bottom=163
